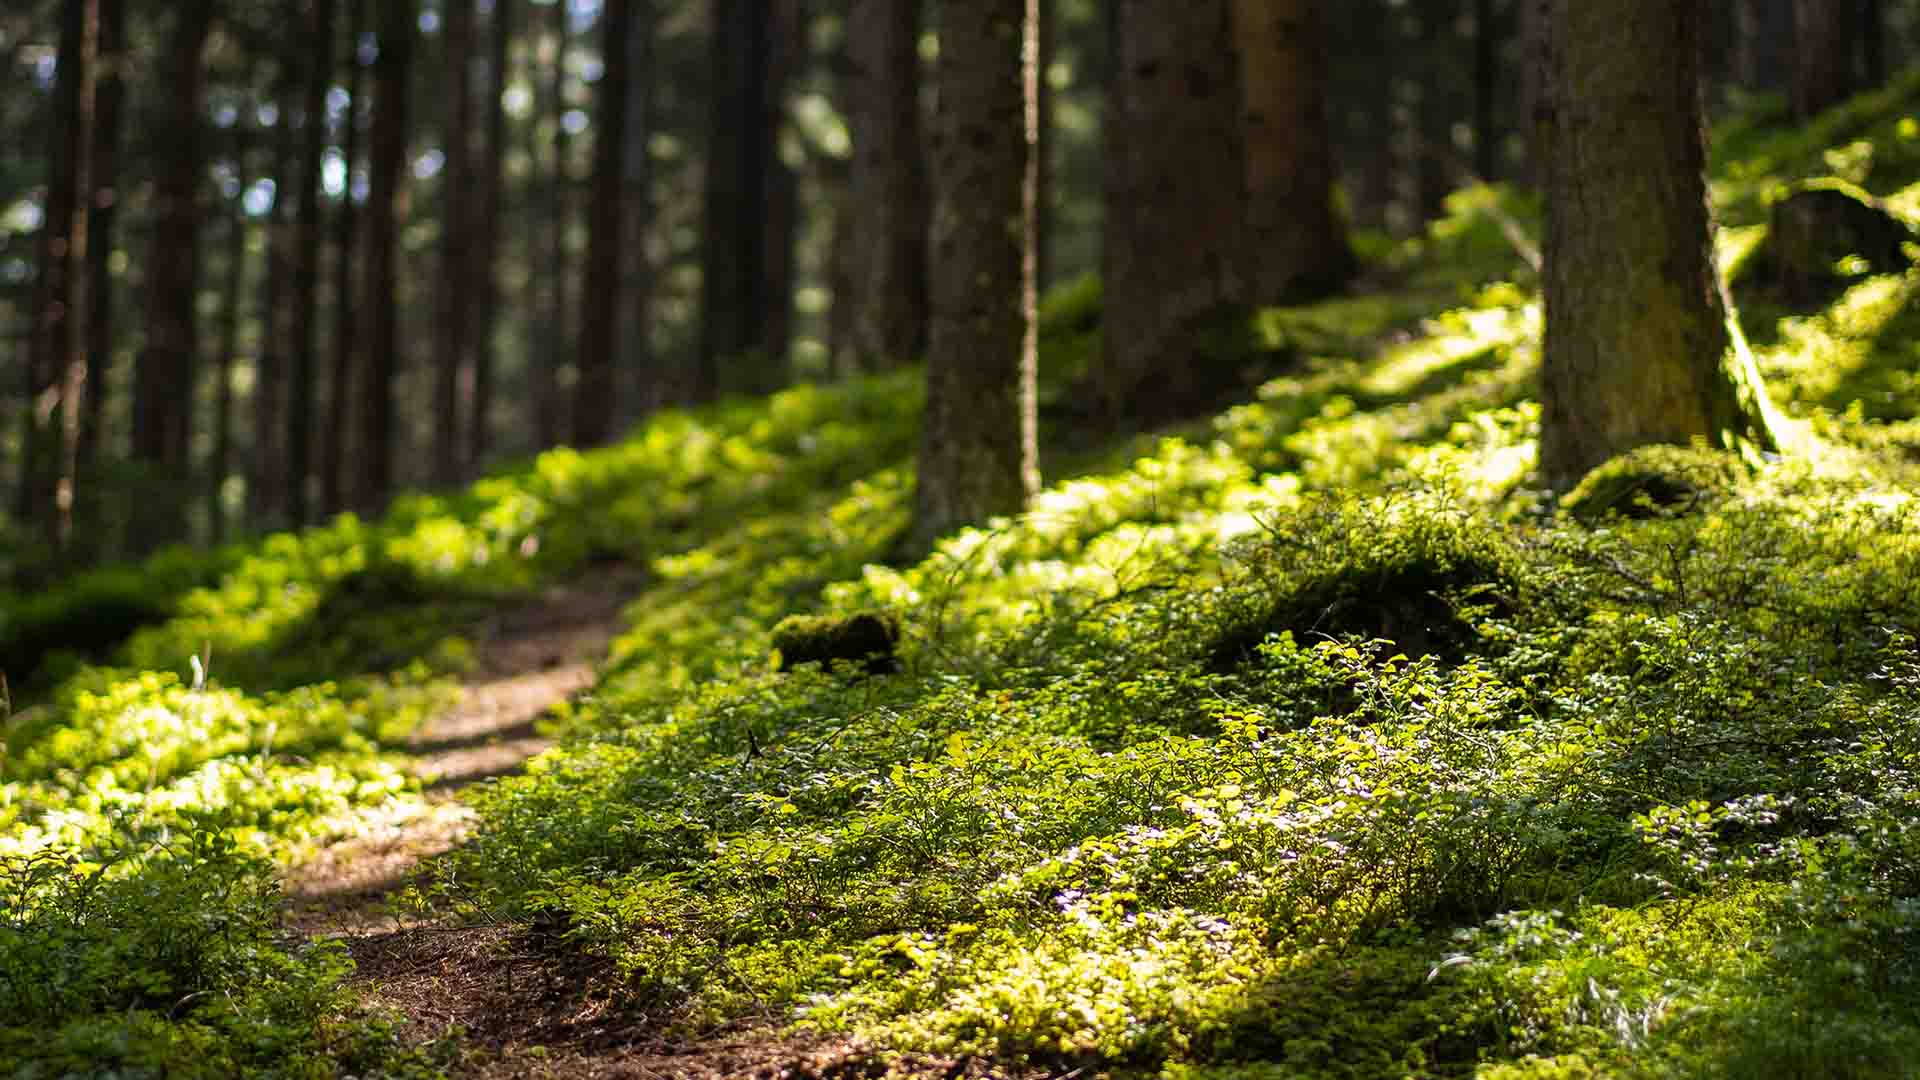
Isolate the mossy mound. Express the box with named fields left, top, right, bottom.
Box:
left=1758, top=179, right=1915, bottom=304
left=770, top=611, right=900, bottom=675
left=1560, top=445, right=1749, bottom=524
left=1207, top=506, right=1528, bottom=671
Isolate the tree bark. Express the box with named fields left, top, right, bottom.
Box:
left=1792, top=0, right=1857, bottom=118
left=533, top=0, right=572, bottom=449
left=359, top=0, right=416, bottom=514
left=435, top=0, right=477, bottom=485
left=619, top=0, right=657, bottom=419
left=698, top=0, right=775, bottom=400
left=1539, top=0, right=1776, bottom=493
left=1101, top=0, right=1245, bottom=421
left=212, top=185, right=252, bottom=543
left=1231, top=0, right=1354, bottom=304
left=1735, top=0, right=1794, bottom=95
left=1859, top=0, right=1885, bottom=88
left=911, top=0, right=1038, bottom=551
left=576, top=0, right=635, bottom=448
left=288, top=0, right=337, bottom=526
left=251, top=48, right=300, bottom=526
left=1415, top=0, right=1460, bottom=221
left=323, top=0, right=367, bottom=516
left=133, top=0, right=214, bottom=548
left=470, top=0, right=514, bottom=466
left=843, top=0, right=930, bottom=371
left=78, top=0, right=125, bottom=476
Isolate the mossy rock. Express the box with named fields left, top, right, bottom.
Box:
left=1758, top=178, right=1915, bottom=304
left=771, top=611, right=899, bottom=675
left=1207, top=520, right=1527, bottom=671
left=1560, top=445, right=1749, bottom=524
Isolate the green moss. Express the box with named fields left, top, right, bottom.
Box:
left=771, top=610, right=901, bottom=675
left=1559, top=445, right=1749, bottom=524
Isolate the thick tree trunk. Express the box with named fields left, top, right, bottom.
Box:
left=470, top=0, right=513, bottom=466
left=78, top=0, right=125, bottom=475
left=1101, top=0, right=1245, bottom=421
left=20, top=0, right=92, bottom=540
left=288, top=0, right=337, bottom=526
left=133, top=0, right=213, bottom=548
left=1231, top=0, right=1354, bottom=304
left=323, top=0, right=366, bottom=516
left=435, top=0, right=477, bottom=485
left=1539, top=0, right=1776, bottom=493
left=576, top=0, right=635, bottom=448
left=843, top=0, right=930, bottom=371
left=1792, top=0, right=1857, bottom=118
left=698, top=0, right=775, bottom=400
left=911, top=0, right=1039, bottom=551
left=359, top=0, right=416, bottom=514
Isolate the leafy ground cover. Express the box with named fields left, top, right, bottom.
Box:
left=5, top=86, right=1920, bottom=1079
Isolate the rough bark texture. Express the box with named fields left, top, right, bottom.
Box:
left=911, top=0, right=1038, bottom=552
left=133, top=0, right=213, bottom=546
left=1792, top=0, right=1857, bottom=118
left=471, top=0, right=514, bottom=465
left=1101, top=0, right=1245, bottom=421
left=1231, top=0, right=1353, bottom=304
left=843, top=0, right=930, bottom=371
left=698, top=0, right=774, bottom=400
left=289, top=0, right=338, bottom=526
left=1539, top=0, right=1776, bottom=494
left=360, top=0, right=415, bottom=514
left=435, top=0, right=477, bottom=485
left=323, top=0, right=366, bottom=516
left=576, top=0, right=634, bottom=448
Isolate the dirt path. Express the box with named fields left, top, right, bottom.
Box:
left=282, top=569, right=641, bottom=934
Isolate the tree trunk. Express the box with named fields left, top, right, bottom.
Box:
left=619, top=0, right=657, bottom=419
left=359, top=0, right=416, bottom=514
left=20, top=0, right=93, bottom=542
left=698, top=0, right=775, bottom=400
left=1792, top=0, right=1857, bottom=118
left=576, top=0, right=635, bottom=447
left=323, top=0, right=366, bottom=516
left=1518, top=0, right=1550, bottom=183
left=78, top=0, right=126, bottom=476
left=757, top=0, right=803, bottom=390
left=533, top=0, right=571, bottom=448
left=251, top=50, right=300, bottom=526
left=288, top=0, right=337, bottom=526
left=1735, top=0, right=1794, bottom=95
left=1859, top=0, right=1885, bottom=88
left=133, top=0, right=214, bottom=548
left=1471, top=0, right=1499, bottom=180
left=435, top=0, right=477, bottom=485
left=1539, top=0, right=1776, bottom=493
left=1415, top=0, right=1460, bottom=221
left=1035, top=0, right=1054, bottom=294
left=911, top=0, right=1039, bottom=551
left=1101, top=0, right=1245, bottom=421
left=212, top=186, right=252, bottom=543
left=843, top=0, right=930, bottom=371
left=470, top=0, right=513, bottom=467
left=1231, top=0, right=1354, bottom=304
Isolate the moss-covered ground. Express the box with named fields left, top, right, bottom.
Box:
left=5, top=86, right=1920, bottom=1078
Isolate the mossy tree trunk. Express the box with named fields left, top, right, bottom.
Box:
left=911, top=0, right=1038, bottom=552
left=1792, top=0, right=1857, bottom=119
left=1101, top=0, right=1245, bottom=421
left=1538, top=0, right=1776, bottom=494
left=843, top=0, right=930, bottom=372
left=1231, top=0, right=1353, bottom=304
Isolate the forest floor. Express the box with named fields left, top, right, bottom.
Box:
left=277, top=571, right=1028, bottom=1078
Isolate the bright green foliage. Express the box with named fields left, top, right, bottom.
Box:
left=1558, top=444, right=1749, bottom=523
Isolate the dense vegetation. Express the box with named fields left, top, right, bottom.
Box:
left=6, top=82, right=1920, bottom=1077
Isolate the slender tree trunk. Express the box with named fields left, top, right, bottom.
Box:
left=1518, top=0, right=1550, bottom=184
left=619, top=0, right=657, bottom=419
left=288, top=0, right=337, bottom=526
left=1231, top=0, right=1354, bottom=304
left=1471, top=0, right=1499, bottom=180
left=534, top=0, right=571, bottom=448
left=1101, top=0, right=1245, bottom=421
left=756, top=0, right=803, bottom=390
left=251, top=51, right=300, bottom=526
left=1859, top=0, right=1885, bottom=87
left=1735, top=0, right=1794, bottom=94
left=360, top=0, right=416, bottom=514
left=1415, top=0, right=1460, bottom=221
left=470, top=0, right=513, bottom=467
left=78, top=0, right=125, bottom=475
left=911, top=0, right=1039, bottom=551
left=698, top=0, right=774, bottom=400
left=1035, top=0, right=1054, bottom=295
left=323, top=0, right=366, bottom=516
left=576, top=0, right=635, bottom=447
left=1793, top=0, right=1857, bottom=118
left=1539, top=0, right=1776, bottom=492
left=435, top=0, right=477, bottom=485
left=20, top=0, right=91, bottom=540
left=212, top=188, right=251, bottom=543
left=843, top=0, right=930, bottom=371
left=133, top=0, right=214, bottom=549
